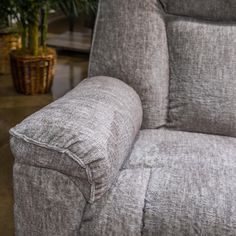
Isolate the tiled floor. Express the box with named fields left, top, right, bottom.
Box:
left=0, top=51, right=89, bottom=235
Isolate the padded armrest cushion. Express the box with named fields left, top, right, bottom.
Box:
left=10, top=76, right=143, bottom=203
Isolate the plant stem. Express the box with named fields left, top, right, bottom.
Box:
left=21, top=26, right=28, bottom=50
left=29, top=24, right=39, bottom=56
left=29, top=13, right=39, bottom=56
left=69, top=15, right=75, bottom=33
left=41, top=5, right=48, bottom=52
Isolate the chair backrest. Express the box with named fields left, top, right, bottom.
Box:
left=89, top=0, right=236, bottom=137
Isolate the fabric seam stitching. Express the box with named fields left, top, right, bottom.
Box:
left=10, top=129, right=95, bottom=203
left=141, top=168, right=152, bottom=236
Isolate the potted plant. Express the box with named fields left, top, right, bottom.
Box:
left=10, top=0, right=56, bottom=95
left=0, top=0, right=21, bottom=74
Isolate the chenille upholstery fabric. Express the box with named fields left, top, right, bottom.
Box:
left=89, top=0, right=169, bottom=128
left=79, top=129, right=236, bottom=236
left=10, top=76, right=143, bottom=203
left=10, top=0, right=236, bottom=235
left=79, top=169, right=151, bottom=236
left=160, top=0, right=236, bottom=21
left=13, top=163, right=86, bottom=236
left=167, top=18, right=236, bottom=137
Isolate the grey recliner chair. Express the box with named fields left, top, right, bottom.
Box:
left=10, top=0, right=236, bottom=235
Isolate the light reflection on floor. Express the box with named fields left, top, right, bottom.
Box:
left=0, top=50, right=89, bottom=236
left=52, top=52, right=89, bottom=99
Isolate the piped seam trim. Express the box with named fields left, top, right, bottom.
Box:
left=9, top=128, right=95, bottom=203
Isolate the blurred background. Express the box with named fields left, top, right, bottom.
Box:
left=0, top=1, right=98, bottom=235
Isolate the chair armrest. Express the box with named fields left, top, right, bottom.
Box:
left=10, top=76, right=143, bottom=203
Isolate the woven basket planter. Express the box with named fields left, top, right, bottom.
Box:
left=10, top=48, right=56, bottom=95
left=0, top=32, right=21, bottom=74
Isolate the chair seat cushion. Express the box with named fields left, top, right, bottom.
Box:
left=79, top=128, right=236, bottom=236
